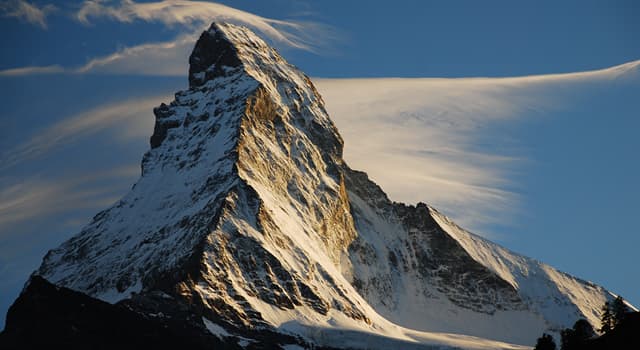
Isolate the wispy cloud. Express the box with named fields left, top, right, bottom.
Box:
left=316, top=78, right=523, bottom=231
left=76, top=0, right=332, bottom=52
left=0, top=37, right=191, bottom=77
left=76, top=34, right=193, bottom=75
left=314, top=60, right=640, bottom=232
left=1, top=1, right=335, bottom=77
left=0, top=165, right=140, bottom=233
left=0, top=0, right=56, bottom=29
left=0, top=95, right=164, bottom=169
left=0, top=64, right=64, bottom=76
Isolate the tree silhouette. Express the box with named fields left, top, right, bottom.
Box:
left=534, top=333, right=556, bottom=350
left=573, top=319, right=595, bottom=340
left=611, top=296, right=629, bottom=328
left=560, top=328, right=575, bottom=350
left=561, top=319, right=594, bottom=350
left=599, top=301, right=613, bottom=334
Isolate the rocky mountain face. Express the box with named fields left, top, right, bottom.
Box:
left=0, top=23, right=626, bottom=349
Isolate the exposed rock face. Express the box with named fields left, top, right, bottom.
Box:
left=189, top=27, right=242, bottom=88
left=4, top=22, right=626, bottom=349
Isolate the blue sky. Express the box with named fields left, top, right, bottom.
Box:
left=1, top=0, right=639, bottom=330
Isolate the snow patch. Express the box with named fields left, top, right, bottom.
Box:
left=202, top=317, right=231, bottom=339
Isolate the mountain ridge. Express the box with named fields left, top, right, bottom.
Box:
left=2, top=22, right=628, bottom=349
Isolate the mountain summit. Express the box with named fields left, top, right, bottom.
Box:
left=1, top=23, right=627, bottom=349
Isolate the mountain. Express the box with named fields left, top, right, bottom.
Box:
left=0, top=22, right=629, bottom=349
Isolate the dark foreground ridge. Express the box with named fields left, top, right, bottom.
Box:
left=4, top=277, right=638, bottom=349
left=0, top=276, right=237, bottom=350
left=0, top=276, right=342, bottom=350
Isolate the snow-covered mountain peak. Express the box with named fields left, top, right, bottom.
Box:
left=188, top=22, right=331, bottom=123
left=188, top=22, right=289, bottom=89
left=29, top=22, right=630, bottom=349
left=39, top=19, right=363, bottom=335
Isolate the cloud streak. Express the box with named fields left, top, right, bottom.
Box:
left=0, top=0, right=56, bottom=29
left=316, top=78, right=524, bottom=230
left=1, top=1, right=336, bottom=77
left=0, top=64, right=64, bottom=76
left=76, top=34, right=193, bottom=76
left=0, top=95, right=164, bottom=169
left=315, top=60, right=640, bottom=231
left=0, top=165, right=140, bottom=233
left=76, top=0, right=332, bottom=51
left=0, top=37, right=191, bottom=77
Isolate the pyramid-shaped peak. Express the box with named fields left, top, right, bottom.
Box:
left=188, top=22, right=282, bottom=88
left=12, top=18, right=625, bottom=350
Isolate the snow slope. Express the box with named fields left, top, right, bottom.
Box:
left=432, top=209, right=611, bottom=333
left=32, top=22, right=625, bottom=349
left=342, top=168, right=619, bottom=345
